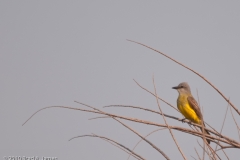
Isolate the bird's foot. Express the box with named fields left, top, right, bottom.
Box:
left=180, top=118, right=187, bottom=123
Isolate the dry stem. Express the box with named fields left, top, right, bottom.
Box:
left=127, top=39, right=240, bottom=115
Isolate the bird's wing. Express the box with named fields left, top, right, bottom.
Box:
left=188, top=96, right=210, bottom=143
left=187, top=96, right=203, bottom=120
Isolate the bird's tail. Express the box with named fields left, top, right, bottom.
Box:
left=200, top=123, right=211, bottom=144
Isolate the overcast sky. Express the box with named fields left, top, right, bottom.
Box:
left=1, top=1, right=240, bottom=159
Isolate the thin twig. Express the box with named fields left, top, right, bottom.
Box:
left=221, top=149, right=230, bottom=160
left=104, top=105, right=186, bottom=123
left=152, top=76, right=187, bottom=160
left=127, top=128, right=166, bottom=160
left=191, top=156, right=198, bottom=160
left=188, top=89, right=213, bottom=160
left=210, top=143, right=230, bottom=160
left=198, top=140, right=221, bottom=160
left=194, top=148, right=201, bottom=160
left=23, top=105, right=240, bottom=148
left=69, top=134, right=145, bottom=160
left=133, top=79, right=240, bottom=147
left=127, top=39, right=240, bottom=115
left=214, top=100, right=229, bottom=152
left=132, top=79, right=219, bottom=139
left=75, top=101, right=171, bottom=160
left=113, top=118, right=170, bottom=160
left=196, top=89, right=201, bottom=110
left=229, top=104, right=240, bottom=141
left=207, top=144, right=218, bottom=160
left=113, top=117, right=170, bottom=160
left=215, top=145, right=238, bottom=150
left=197, top=140, right=214, bottom=160
left=89, top=116, right=110, bottom=120
left=90, top=133, right=143, bottom=160
left=105, top=104, right=221, bottom=146
left=133, top=79, right=179, bottom=112
left=105, top=105, right=218, bottom=140
left=195, top=89, right=206, bottom=160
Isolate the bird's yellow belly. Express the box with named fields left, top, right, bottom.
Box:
left=177, top=97, right=201, bottom=124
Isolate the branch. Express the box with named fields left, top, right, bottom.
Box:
left=152, top=76, right=187, bottom=160
left=74, top=101, right=170, bottom=160
left=69, top=134, right=145, bottom=160
left=133, top=79, right=179, bottom=112
left=23, top=105, right=240, bottom=148
left=104, top=104, right=220, bottom=141
left=127, top=39, right=240, bottom=115
left=214, top=101, right=229, bottom=153
left=127, top=128, right=166, bottom=160
left=104, top=105, right=185, bottom=122
left=229, top=104, right=240, bottom=141
left=194, top=148, right=201, bottom=160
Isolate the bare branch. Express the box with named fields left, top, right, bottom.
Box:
left=216, top=145, right=230, bottom=160
left=197, top=140, right=215, bottom=160
left=74, top=101, right=171, bottom=160
left=91, top=133, right=144, bottom=160
left=127, top=128, right=166, bottom=160
left=132, top=80, right=220, bottom=140
left=22, top=105, right=90, bottom=126
left=152, top=76, right=187, bottom=160
left=104, top=104, right=221, bottom=145
left=112, top=117, right=170, bottom=160
left=191, top=156, right=198, bottom=160
left=198, top=140, right=222, bottom=160
left=127, top=39, right=240, bottom=115
left=89, top=116, right=110, bottom=120
left=104, top=105, right=185, bottom=122
left=229, top=104, right=240, bottom=141
left=23, top=105, right=240, bottom=148
left=214, top=100, right=229, bottom=152
left=194, top=148, right=201, bottom=160
left=195, top=89, right=207, bottom=160
left=133, top=79, right=179, bottom=112
left=69, top=134, right=145, bottom=160
left=196, top=89, right=201, bottom=110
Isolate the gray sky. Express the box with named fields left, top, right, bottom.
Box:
left=1, top=1, right=240, bottom=159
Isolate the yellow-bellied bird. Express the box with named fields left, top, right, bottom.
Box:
left=172, top=82, right=210, bottom=144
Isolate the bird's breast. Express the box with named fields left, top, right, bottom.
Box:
left=177, top=94, right=201, bottom=124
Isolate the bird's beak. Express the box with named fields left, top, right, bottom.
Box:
left=172, top=86, right=179, bottom=89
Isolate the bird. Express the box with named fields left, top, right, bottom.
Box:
left=172, top=82, right=210, bottom=144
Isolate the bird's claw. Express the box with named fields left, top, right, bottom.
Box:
left=180, top=118, right=187, bottom=123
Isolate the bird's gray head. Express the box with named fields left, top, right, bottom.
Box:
left=172, top=82, right=191, bottom=95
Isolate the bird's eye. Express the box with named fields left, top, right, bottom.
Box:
left=181, top=86, right=184, bottom=88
